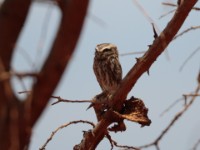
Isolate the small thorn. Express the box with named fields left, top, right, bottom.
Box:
left=151, top=23, right=158, bottom=39
left=86, top=103, right=94, bottom=110
left=148, top=44, right=152, bottom=48
left=147, top=69, right=150, bottom=75
left=135, top=57, right=141, bottom=62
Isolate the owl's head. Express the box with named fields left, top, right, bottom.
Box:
left=95, top=43, right=119, bottom=59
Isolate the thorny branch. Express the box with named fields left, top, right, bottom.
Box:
left=40, top=120, right=95, bottom=150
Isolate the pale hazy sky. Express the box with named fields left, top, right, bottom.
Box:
left=10, top=0, right=200, bottom=150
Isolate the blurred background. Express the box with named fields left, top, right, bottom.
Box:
left=7, top=0, right=200, bottom=149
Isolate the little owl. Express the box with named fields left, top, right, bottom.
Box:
left=93, top=43, right=122, bottom=94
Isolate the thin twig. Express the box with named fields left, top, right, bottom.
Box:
left=88, top=13, right=107, bottom=28
left=179, top=46, right=200, bottom=71
left=174, top=26, right=200, bottom=40
left=34, top=3, right=53, bottom=70
left=160, top=93, right=200, bottom=117
left=18, top=91, right=31, bottom=94
left=40, top=120, right=95, bottom=150
left=160, top=97, right=183, bottom=117
left=18, top=92, right=92, bottom=105
left=113, top=140, right=140, bottom=150
left=192, top=139, right=200, bottom=150
left=105, top=132, right=140, bottom=150
left=162, top=2, right=200, bottom=11
left=105, top=133, right=114, bottom=150
left=140, top=82, right=200, bottom=149
left=120, top=51, right=146, bottom=56
left=183, top=94, right=200, bottom=97
left=159, top=9, right=176, bottom=19
left=162, top=2, right=177, bottom=7
left=51, top=96, right=92, bottom=105
left=15, top=45, right=34, bottom=68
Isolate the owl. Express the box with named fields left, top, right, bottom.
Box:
left=93, top=43, right=122, bottom=94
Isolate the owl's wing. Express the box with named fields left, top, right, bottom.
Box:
left=109, top=56, right=122, bottom=84
left=93, top=58, right=106, bottom=91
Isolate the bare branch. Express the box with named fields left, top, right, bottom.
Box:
left=183, top=94, right=200, bottom=97
left=15, top=45, right=34, bottom=68
left=140, top=82, right=200, bottom=149
left=18, top=91, right=32, bottom=94
left=33, top=3, right=53, bottom=70
left=159, top=9, right=176, bottom=19
left=40, top=120, right=95, bottom=150
left=162, top=2, right=200, bottom=11
left=112, top=139, right=140, bottom=150
left=88, top=13, right=107, bottom=28
left=162, top=2, right=178, bottom=7
left=160, top=97, right=183, bottom=117
left=51, top=96, right=92, bottom=105
left=174, top=26, right=200, bottom=40
left=192, top=139, right=200, bottom=150
left=120, top=51, right=146, bottom=57
left=179, top=46, right=200, bottom=71
left=160, top=93, right=200, bottom=117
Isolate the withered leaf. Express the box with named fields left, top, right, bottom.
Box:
left=114, top=97, right=151, bottom=127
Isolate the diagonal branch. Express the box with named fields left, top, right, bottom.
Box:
left=75, top=0, right=198, bottom=149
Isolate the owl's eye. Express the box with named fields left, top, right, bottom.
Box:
left=103, top=48, right=111, bottom=52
